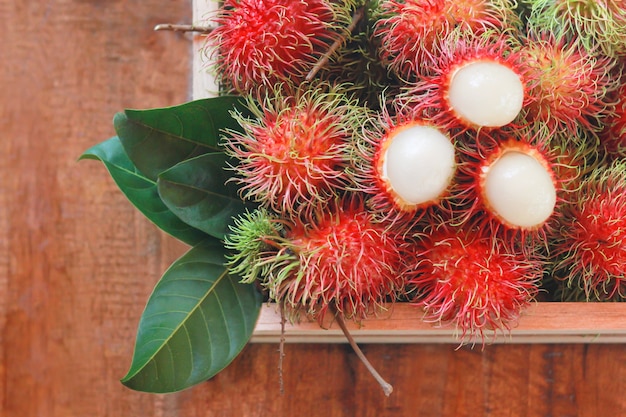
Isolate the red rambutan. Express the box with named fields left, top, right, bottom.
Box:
left=351, top=107, right=457, bottom=229
left=206, top=0, right=347, bottom=95
left=406, top=221, right=542, bottom=341
left=373, top=0, right=519, bottom=79
left=549, top=159, right=626, bottom=301
left=225, top=84, right=364, bottom=217
left=229, top=196, right=407, bottom=323
left=452, top=127, right=583, bottom=247
left=519, top=30, right=620, bottom=134
left=396, top=31, right=527, bottom=132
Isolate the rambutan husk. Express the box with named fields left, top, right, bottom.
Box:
left=526, top=0, right=626, bottom=58
left=350, top=105, right=458, bottom=231
left=548, top=159, right=626, bottom=302
left=451, top=125, right=595, bottom=251
left=600, top=81, right=626, bottom=160
left=372, top=0, right=521, bottom=80
left=224, top=82, right=365, bottom=218
left=205, top=0, right=355, bottom=95
left=518, top=28, right=621, bottom=135
left=405, top=217, right=543, bottom=343
left=395, top=29, right=529, bottom=132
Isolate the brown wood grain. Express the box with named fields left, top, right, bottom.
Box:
left=1, top=1, right=625, bottom=416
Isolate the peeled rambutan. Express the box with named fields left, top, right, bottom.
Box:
left=527, top=0, right=626, bottom=58
left=225, top=83, right=364, bottom=217
left=519, top=30, right=620, bottom=134
left=373, top=0, right=519, bottom=79
left=452, top=127, right=584, bottom=247
left=396, top=31, right=527, bottom=132
left=406, top=220, right=542, bottom=341
left=350, top=107, right=457, bottom=229
left=229, top=196, right=407, bottom=323
left=549, top=159, right=626, bottom=301
left=206, top=0, right=349, bottom=95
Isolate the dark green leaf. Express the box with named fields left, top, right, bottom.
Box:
left=79, top=137, right=209, bottom=246
left=157, top=153, right=253, bottom=240
left=121, top=239, right=262, bottom=393
left=114, top=96, right=252, bottom=181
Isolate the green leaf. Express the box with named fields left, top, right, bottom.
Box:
left=80, top=137, right=209, bottom=246
left=114, top=96, right=251, bottom=181
left=121, top=239, right=262, bottom=393
left=157, top=153, right=253, bottom=240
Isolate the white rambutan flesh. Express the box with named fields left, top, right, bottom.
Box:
left=447, top=60, right=524, bottom=127
left=381, top=124, right=456, bottom=207
left=482, top=150, right=556, bottom=229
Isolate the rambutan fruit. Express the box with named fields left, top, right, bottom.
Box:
left=205, top=0, right=351, bottom=95
left=548, top=159, right=626, bottom=301
left=225, top=83, right=364, bottom=218
left=452, top=127, right=584, bottom=247
left=350, top=107, right=457, bottom=229
left=527, top=0, right=626, bottom=58
left=519, top=30, right=621, bottom=134
left=600, top=82, right=626, bottom=159
left=406, top=220, right=542, bottom=341
left=373, top=0, right=520, bottom=79
left=396, top=31, right=528, bottom=132
left=228, top=196, right=407, bottom=323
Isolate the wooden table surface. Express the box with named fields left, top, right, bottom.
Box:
left=1, top=1, right=625, bottom=416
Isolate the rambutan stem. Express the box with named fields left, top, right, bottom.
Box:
left=334, top=310, right=393, bottom=397
left=154, top=23, right=214, bottom=33
left=305, top=6, right=365, bottom=82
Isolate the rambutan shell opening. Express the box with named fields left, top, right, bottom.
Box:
left=380, top=124, right=456, bottom=207
left=482, top=150, right=556, bottom=229
left=447, top=60, right=524, bottom=127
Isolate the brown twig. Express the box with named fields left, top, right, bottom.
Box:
left=153, top=23, right=215, bottom=34
left=334, top=311, right=393, bottom=397
left=305, top=6, right=366, bottom=81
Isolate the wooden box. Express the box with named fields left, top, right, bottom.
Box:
left=190, top=0, right=626, bottom=345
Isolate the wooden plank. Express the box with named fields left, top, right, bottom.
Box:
left=252, top=303, right=626, bottom=344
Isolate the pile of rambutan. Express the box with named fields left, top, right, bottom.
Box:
left=209, top=0, right=626, bottom=344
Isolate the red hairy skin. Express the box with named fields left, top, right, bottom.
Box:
left=406, top=221, right=542, bottom=342
left=269, top=196, right=408, bottom=323
left=550, top=160, right=626, bottom=301
left=207, top=0, right=340, bottom=94
left=373, top=0, right=519, bottom=79
left=225, top=84, right=363, bottom=217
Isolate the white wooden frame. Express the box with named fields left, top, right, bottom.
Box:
left=191, top=0, right=626, bottom=344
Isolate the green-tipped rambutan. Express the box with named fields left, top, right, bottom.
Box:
left=519, top=30, right=621, bottom=134
left=527, top=0, right=626, bottom=58
left=225, top=83, right=364, bottom=217
left=396, top=30, right=528, bottom=132
left=549, top=159, right=626, bottom=301
left=230, top=196, right=407, bottom=323
left=406, top=220, right=542, bottom=341
left=373, top=0, right=520, bottom=79
left=206, top=0, right=351, bottom=95
left=350, top=107, right=457, bottom=229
